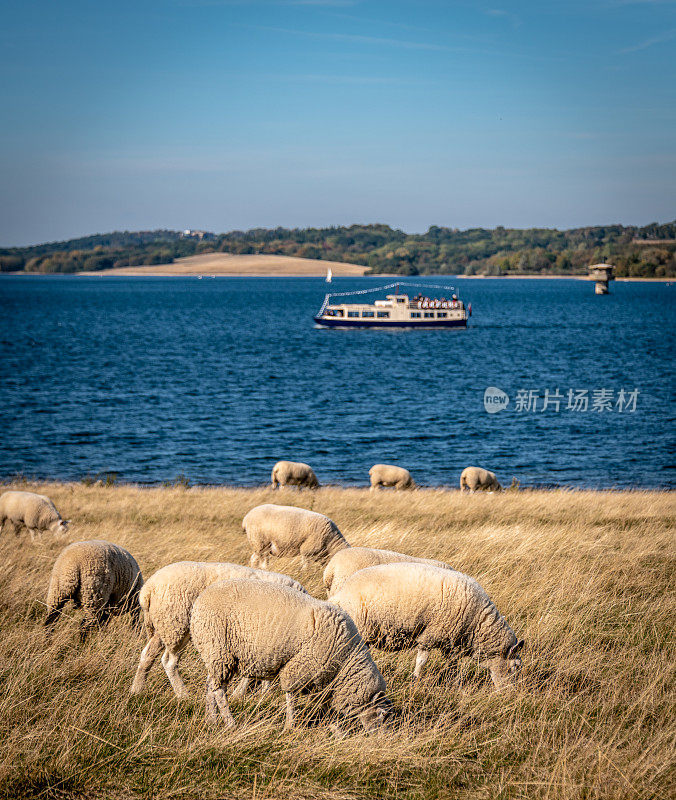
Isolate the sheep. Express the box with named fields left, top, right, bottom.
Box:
left=45, top=540, right=143, bottom=637
left=459, top=466, right=502, bottom=492
left=368, top=464, right=416, bottom=491
left=130, top=561, right=307, bottom=700
left=271, top=460, right=319, bottom=490
left=323, top=546, right=453, bottom=596
left=189, top=578, right=392, bottom=732
left=329, top=562, right=524, bottom=688
left=0, top=490, right=69, bottom=540
left=242, top=503, right=349, bottom=569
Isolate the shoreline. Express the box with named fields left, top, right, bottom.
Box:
left=3, top=479, right=672, bottom=493
left=2, top=271, right=671, bottom=282
left=0, top=270, right=676, bottom=284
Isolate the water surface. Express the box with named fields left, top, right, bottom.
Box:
left=0, top=276, right=673, bottom=488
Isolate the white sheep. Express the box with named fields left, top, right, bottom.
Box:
left=459, top=467, right=502, bottom=492
left=242, top=503, right=349, bottom=569
left=189, top=578, right=392, bottom=732
left=130, top=561, right=307, bottom=700
left=0, top=490, right=69, bottom=540
left=271, top=460, right=320, bottom=490
left=330, top=562, right=524, bottom=687
left=45, top=540, right=143, bottom=637
left=368, top=464, right=416, bottom=491
left=323, top=546, right=453, bottom=596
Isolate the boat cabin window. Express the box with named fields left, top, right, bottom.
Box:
left=410, top=312, right=421, bottom=318
left=424, top=312, right=435, bottom=318
left=377, top=311, right=390, bottom=318
left=396, top=297, right=406, bottom=304
left=437, top=312, right=447, bottom=318
left=347, top=311, right=360, bottom=318
left=362, top=311, right=375, bottom=318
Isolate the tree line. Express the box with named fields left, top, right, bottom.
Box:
left=2, top=221, right=674, bottom=277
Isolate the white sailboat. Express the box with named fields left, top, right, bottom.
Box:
left=325, top=267, right=332, bottom=283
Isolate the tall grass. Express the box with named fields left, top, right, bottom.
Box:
left=0, top=483, right=673, bottom=799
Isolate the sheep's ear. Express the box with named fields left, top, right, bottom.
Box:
left=508, top=640, right=525, bottom=658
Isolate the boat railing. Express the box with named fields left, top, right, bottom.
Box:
left=407, top=302, right=464, bottom=310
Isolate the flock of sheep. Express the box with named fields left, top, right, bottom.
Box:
left=0, top=459, right=519, bottom=736
left=275, top=460, right=503, bottom=493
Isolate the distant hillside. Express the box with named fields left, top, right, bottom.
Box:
left=2, top=221, right=674, bottom=278
left=78, top=252, right=370, bottom=277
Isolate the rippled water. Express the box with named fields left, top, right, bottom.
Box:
left=0, top=275, right=673, bottom=488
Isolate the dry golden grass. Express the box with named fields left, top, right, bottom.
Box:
left=78, top=253, right=371, bottom=277
left=0, top=482, right=674, bottom=799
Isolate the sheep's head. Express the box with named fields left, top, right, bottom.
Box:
left=486, top=639, right=524, bottom=688
left=356, top=691, right=394, bottom=732
left=50, top=519, right=69, bottom=535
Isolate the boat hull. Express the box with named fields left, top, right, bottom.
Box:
left=314, top=316, right=467, bottom=329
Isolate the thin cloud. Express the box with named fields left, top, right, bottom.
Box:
left=606, top=0, right=676, bottom=5
left=241, top=23, right=566, bottom=61
left=620, top=27, right=676, bottom=52
left=268, top=72, right=439, bottom=86
left=485, top=8, right=522, bottom=28
left=286, top=0, right=358, bottom=6
left=248, top=24, right=451, bottom=50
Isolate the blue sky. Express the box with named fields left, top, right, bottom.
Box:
left=1, top=0, right=675, bottom=245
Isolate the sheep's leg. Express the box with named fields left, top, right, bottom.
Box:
left=130, top=633, right=164, bottom=694
left=127, top=597, right=142, bottom=629
left=300, top=556, right=310, bottom=570
left=413, top=649, right=430, bottom=680
left=230, top=675, right=250, bottom=703
left=284, top=692, right=295, bottom=730
left=250, top=546, right=270, bottom=570
left=29, top=528, right=40, bottom=542
left=211, top=684, right=236, bottom=728
left=80, top=605, right=110, bottom=641
left=80, top=616, right=98, bottom=641
left=260, top=680, right=271, bottom=698
left=205, top=676, right=219, bottom=721
left=329, top=722, right=347, bottom=738
left=161, top=646, right=189, bottom=699
left=44, top=600, right=66, bottom=630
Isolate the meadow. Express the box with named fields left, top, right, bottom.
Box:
left=0, top=482, right=673, bottom=799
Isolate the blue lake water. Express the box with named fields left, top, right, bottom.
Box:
left=0, top=275, right=673, bottom=488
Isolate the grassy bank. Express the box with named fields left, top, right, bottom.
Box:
left=0, top=483, right=673, bottom=799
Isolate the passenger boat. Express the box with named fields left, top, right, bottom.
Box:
left=314, top=283, right=470, bottom=328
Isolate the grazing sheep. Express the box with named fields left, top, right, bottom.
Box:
left=0, top=490, right=69, bottom=540
left=271, top=461, right=319, bottom=490
left=190, top=579, right=392, bottom=732
left=459, top=466, right=502, bottom=492
left=130, top=561, right=307, bottom=700
left=323, top=546, right=453, bottom=596
left=369, top=464, right=416, bottom=491
left=330, top=562, right=524, bottom=688
left=242, top=504, right=349, bottom=569
left=45, top=540, right=143, bottom=637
